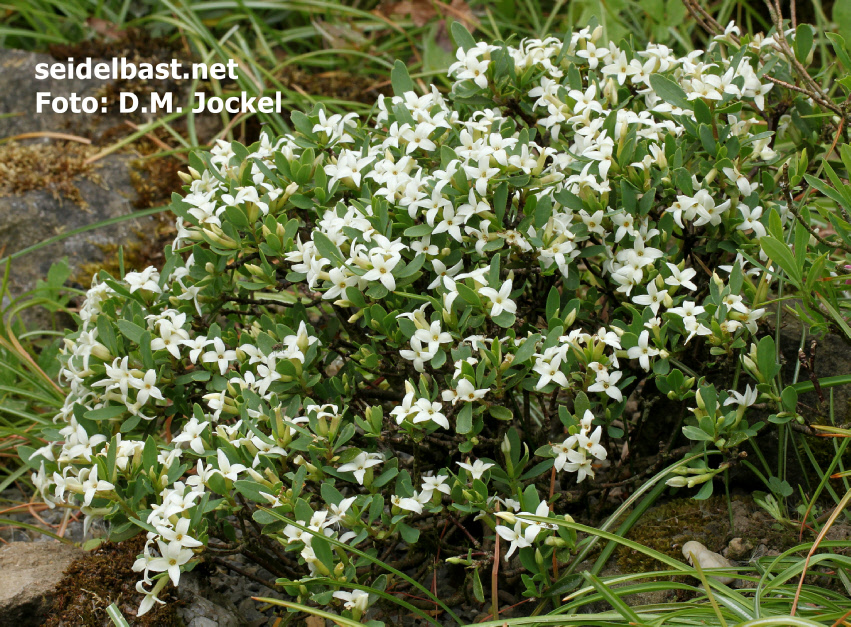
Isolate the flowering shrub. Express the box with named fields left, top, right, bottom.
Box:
left=20, top=20, right=837, bottom=620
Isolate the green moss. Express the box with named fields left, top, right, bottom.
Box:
left=616, top=496, right=731, bottom=575
left=0, top=140, right=99, bottom=206
left=46, top=535, right=181, bottom=626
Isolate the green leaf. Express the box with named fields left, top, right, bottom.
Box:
left=456, top=403, right=473, bottom=434
left=313, top=231, right=345, bottom=265
left=698, top=124, right=715, bottom=154
left=391, top=60, right=415, bottom=96
left=491, top=311, right=516, bottom=328
left=399, top=522, right=420, bottom=544
left=760, top=236, right=802, bottom=285
left=450, top=22, right=477, bottom=53
left=85, top=405, right=127, bottom=421
left=693, top=479, right=714, bottom=500
left=472, top=568, right=485, bottom=603
left=455, top=282, right=482, bottom=308
left=311, top=536, right=336, bottom=572
left=648, top=74, right=692, bottom=110
left=545, top=286, right=560, bottom=320
left=106, top=603, right=131, bottom=627
left=97, top=316, right=119, bottom=356
left=403, top=224, right=432, bottom=238
left=142, top=435, right=158, bottom=471
left=489, top=405, right=513, bottom=420
left=234, top=480, right=269, bottom=503
left=804, top=173, right=848, bottom=207
left=757, top=336, right=778, bottom=382
left=513, top=334, right=541, bottom=365
left=795, top=23, right=814, bottom=64
left=396, top=254, right=425, bottom=278
left=693, top=98, right=712, bottom=125
left=583, top=572, right=642, bottom=624
left=781, top=386, right=798, bottom=413
left=139, top=331, right=154, bottom=370
left=827, top=33, right=851, bottom=71
left=683, top=425, right=714, bottom=442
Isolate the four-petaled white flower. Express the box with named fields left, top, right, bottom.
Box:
left=627, top=330, right=660, bottom=371
left=495, top=521, right=541, bottom=561
left=665, top=263, right=698, bottom=291
left=457, top=458, right=494, bottom=480
left=146, top=539, right=195, bottom=586
left=478, top=279, right=516, bottom=318
left=202, top=337, right=237, bottom=376
left=338, top=452, right=384, bottom=485
left=333, top=589, right=370, bottom=612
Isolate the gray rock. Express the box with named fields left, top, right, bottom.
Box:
left=0, top=153, right=151, bottom=295
left=0, top=541, right=85, bottom=626
left=0, top=48, right=110, bottom=138
left=0, top=47, right=156, bottom=318
left=177, top=570, right=249, bottom=627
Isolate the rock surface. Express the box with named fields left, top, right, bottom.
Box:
left=0, top=47, right=155, bottom=310
left=0, top=48, right=114, bottom=138
left=177, top=571, right=250, bottom=627
left=0, top=153, right=152, bottom=296
left=0, top=541, right=85, bottom=626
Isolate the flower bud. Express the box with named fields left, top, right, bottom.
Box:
left=564, top=308, right=577, bottom=327
left=495, top=511, right=517, bottom=524
left=544, top=536, right=568, bottom=547
left=705, top=168, right=717, bottom=184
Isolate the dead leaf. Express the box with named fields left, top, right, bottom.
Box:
left=85, top=18, right=126, bottom=41
left=305, top=617, right=325, bottom=627
left=378, top=0, right=438, bottom=27
left=445, top=0, right=477, bottom=31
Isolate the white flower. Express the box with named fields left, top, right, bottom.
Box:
left=682, top=315, right=712, bottom=344
left=202, top=337, right=237, bottom=376
left=411, top=398, right=449, bottom=429
left=496, top=521, right=540, bottom=560
left=457, top=458, right=494, bottom=480
left=215, top=449, right=247, bottom=481
left=333, top=589, right=370, bottom=612
left=156, top=518, right=203, bottom=549
left=399, top=337, right=436, bottom=372
left=362, top=253, right=400, bottom=291
left=587, top=369, right=623, bottom=402
left=443, top=378, right=489, bottom=404
left=665, top=263, right=698, bottom=291
left=130, top=369, right=164, bottom=406
left=172, top=417, right=209, bottom=455
left=338, top=452, right=383, bottom=485
left=737, top=204, right=766, bottom=238
left=627, top=330, right=659, bottom=371
left=576, top=426, right=607, bottom=460
left=533, top=354, right=568, bottom=390
left=414, top=320, right=453, bottom=352
left=79, top=465, right=115, bottom=507
left=327, top=497, right=357, bottom=526
left=478, top=279, right=516, bottom=318
left=147, top=539, right=194, bottom=586
left=632, top=282, right=667, bottom=316
left=392, top=494, right=423, bottom=513
left=421, top=473, right=450, bottom=497
left=724, top=384, right=758, bottom=408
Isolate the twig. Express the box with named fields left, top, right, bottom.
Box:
left=781, top=164, right=851, bottom=253
left=491, top=505, right=500, bottom=623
